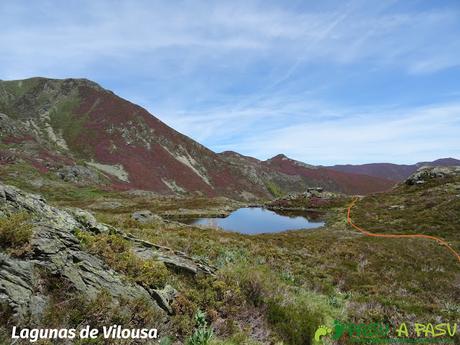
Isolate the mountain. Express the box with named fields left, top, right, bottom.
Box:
left=0, top=77, right=432, bottom=199
left=0, top=77, right=270, bottom=199
left=218, top=151, right=395, bottom=196
left=328, top=158, right=460, bottom=181
left=262, top=154, right=395, bottom=195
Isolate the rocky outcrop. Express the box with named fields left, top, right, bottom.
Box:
left=131, top=210, right=163, bottom=224
left=405, top=166, right=460, bottom=185
left=0, top=182, right=215, bottom=320
left=56, top=165, right=104, bottom=185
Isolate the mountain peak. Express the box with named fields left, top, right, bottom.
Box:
left=268, top=154, right=289, bottom=161
left=267, top=154, right=317, bottom=169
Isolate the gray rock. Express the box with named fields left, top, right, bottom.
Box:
left=132, top=210, right=162, bottom=224
left=29, top=178, right=44, bottom=188
left=56, top=165, right=102, bottom=185
left=0, top=182, right=215, bottom=320
left=388, top=205, right=405, bottom=210
left=150, top=285, right=178, bottom=314
left=406, top=166, right=460, bottom=185
left=66, top=208, right=110, bottom=234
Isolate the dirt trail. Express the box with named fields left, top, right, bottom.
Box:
left=347, top=197, right=460, bottom=263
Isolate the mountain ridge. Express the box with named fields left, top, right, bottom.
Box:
left=0, top=77, right=455, bottom=198
left=327, top=157, right=460, bottom=181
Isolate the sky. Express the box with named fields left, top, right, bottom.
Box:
left=1, top=0, right=459, bottom=165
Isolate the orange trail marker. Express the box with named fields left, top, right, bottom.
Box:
left=347, top=197, right=460, bottom=263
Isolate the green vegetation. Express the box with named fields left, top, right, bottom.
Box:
left=352, top=175, right=460, bottom=249
left=0, top=161, right=114, bottom=209
left=47, top=95, right=98, bottom=157
left=38, top=270, right=163, bottom=345
left=186, top=310, right=214, bottom=345
left=0, top=165, right=458, bottom=344
left=264, top=180, right=284, bottom=198
left=0, top=79, right=43, bottom=118
left=0, top=212, right=32, bottom=255
left=76, top=230, right=170, bottom=289
left=82, top=179, right=458, bottom=343
left=49, top=97, right=82, bottom=142
left=0, top=78, right=97, bottom=158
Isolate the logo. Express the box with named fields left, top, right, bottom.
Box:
left=314, top=325, right=332, bottom=342
left=315, top=320, right=458, bottom=344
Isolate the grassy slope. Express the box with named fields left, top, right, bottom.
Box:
left=88, top=176, right=459, bottom=343
left=352, top=175, right=460, bottom=245
left=0, top=166, right=459, bottom=344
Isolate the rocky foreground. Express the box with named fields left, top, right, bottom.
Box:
left=0, top=182, right=215, bottom=323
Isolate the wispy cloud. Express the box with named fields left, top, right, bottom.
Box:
left=207, top=102, right=460, bottom=165
left=1, top=1, right=459, bottom=77
left=1, top=0, right=459, bottom=164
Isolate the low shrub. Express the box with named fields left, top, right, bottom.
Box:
left=75, top=231, right=170, bottom=288
left=0, top=212, right=32, bottom=255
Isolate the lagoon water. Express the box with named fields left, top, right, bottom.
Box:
left=184, top=207, right=324, bottom=234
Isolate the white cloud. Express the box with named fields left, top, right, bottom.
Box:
left=1, top=1, right=459, bottom=78
left=1, top=0, right=459, bottom=165
left=207, top=103, right=460, bottom=165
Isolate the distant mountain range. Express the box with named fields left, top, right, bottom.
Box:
left=0, top=77, right=457, bottom=199
left=327, top=158, right=460, bottom=181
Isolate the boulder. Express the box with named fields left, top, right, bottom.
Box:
left=150, top=285, right=178, bottom=314
left=56, top=165, right=102, bottom=185
left=132, top=210, right=162, bottom=224
left=0, top=183, right=161, bottom=320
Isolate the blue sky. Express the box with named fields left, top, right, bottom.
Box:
left=1, top=0, right=459, bottom=165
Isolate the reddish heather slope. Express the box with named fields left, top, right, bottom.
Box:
left=264, top=155, right=395, bottom=195
left=0, top=77, right=440, bottom=198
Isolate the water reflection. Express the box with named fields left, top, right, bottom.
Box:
left=182, top=207, right=324, bottom=234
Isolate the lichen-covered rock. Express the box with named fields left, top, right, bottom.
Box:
left=150, top=285, right=178, bottom=314
left=57, top=165, right=102, bottom=185
left=0, top=184, right=161, bottom=320
left=0, top=182, right=215, bottom=320
left=405, top=166, right=460, bottom=185
left=65, top=208, right=110, bottom=234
